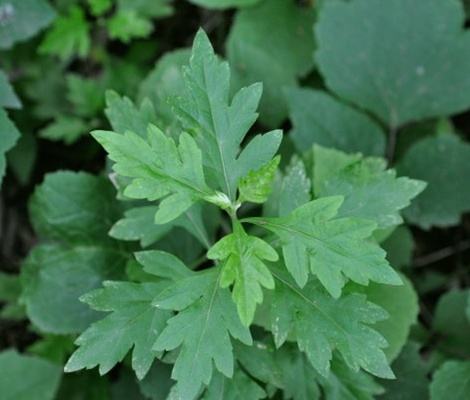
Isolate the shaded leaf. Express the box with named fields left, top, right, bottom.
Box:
left=287, top=88, right=385, bottom=156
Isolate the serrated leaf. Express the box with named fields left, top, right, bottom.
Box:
left=0, top=69, right=21, bottom=109
left=268, top=265, right=393, bottom=380
left=320, top=356, right=384, bottom=400
left=315, top=0, right=470, bottom=127
left=65, top=281, right=172, bottom=379
left=173, top=29, right=282, bottom=200
left=287, top=88, right=385, bottom=156
left=140, top=251, right=252, bottom=399
left=238, top=339, right=383, bottom=400
left=239, top=156, right=280, bottom=204
left=351, top=275, right=419, bottom=362
left=203, top=368, right=266, bottom=400
left=207, top=222, right=278, bottom=325
left=0, top=350, right=62, bottom=400
left=39, top=5, right=90, bottom=60
left=38, top=115, right=88, bottom=144
left=430, top=360, right=470, bottom=400
left=93, top=125, right=214, bottom=224
left=21, top=244, right=126, bottom=334
left=29, top=171, right=121, bottom=245
left=397, top=134, right=470, bottom=229
left=245, top=196, right=401, bottom=295
left=0, top=0, right=55, bottom=49
left=313, top=146, right=426, bottom=229
left=110, top=206, right=173, bottom=247
left=107, top=10, right=153, bottom=43
left=105, top=91, right=158, bottom=138
left=227, top=0, right=315, bottom=127
left=0, top=108, right=20, bottom=184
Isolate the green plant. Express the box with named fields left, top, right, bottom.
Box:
left=38, top=30, right=426, bottom=399
left=2, top=1, right=470, bottom=399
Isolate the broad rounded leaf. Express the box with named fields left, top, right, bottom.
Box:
left=0, top=0, right=55, bottom=49
left=397, top=134, right=470, bottom=229
left=0, top=350, right=62, bottom=400
left=316, top=0, right=470, bottom=127
left=287, top=88, right=385, bottom=156
left=21, top=244, right=126, bottom=334
left=352, top=275, right=419, bottom=362
left=430, top=360, right=470, bottom=400
left=29, top=171, right=121, bottom=245
left=227, top=0, right=315, bottom=127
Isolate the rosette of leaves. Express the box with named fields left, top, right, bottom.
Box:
left=62, top=30, right=425, bottom=400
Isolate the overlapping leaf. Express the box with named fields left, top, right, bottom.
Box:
left=23, top=171, right=126, bottom=334
left=245, top=196, right=401, bottom=295
left=105, top=91, right=158, bottom=138
left=313, top=146, right=426, bottom=229
left=239, top=156, right=280, bottom=204
left=237, top=340, right=384, bottom=400
left=287, top=88, right=385, bottom=156
left=207, top=222, right=278, bottom=325
left=21, top=244, right=126, bottom=334
left=227, top=0, right=315, bottom=126
left=380, top=342, right=429, bottom=400
left=110, top=203, right=215, bottom=249
left=29, top=171, right=121, bottom=245
left=65, top=281, right=171, bottom=379
left=172, top=29, right=282, bottom=200
left=351, top=275, right=419, bottom=362
left=136, top=250, right=252, bottom=399
left=203, top=368, right=266, bottom=400
left=264, top=156, right=312, bottom=218
left=93, top=125, right=214, bottom=224
left=267, top=265, right=393, bottom=379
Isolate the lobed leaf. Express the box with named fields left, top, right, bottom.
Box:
left=172, top=29, right=282, bottom=200
left=137, top=251, right=252, bottom=399
left=268, top=265, right=394, bottom=380
left=93, top=125, right=214, bottom=224
left=65, top=281, right=171, bottom=379
left=245, top=196, right=401, bottom=295
left=208, top=222, right=278, bottom=325
left=313, top=146, right=426, bottom=229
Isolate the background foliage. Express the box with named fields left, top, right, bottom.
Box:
left=1, top=0, right=469, bottom=399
